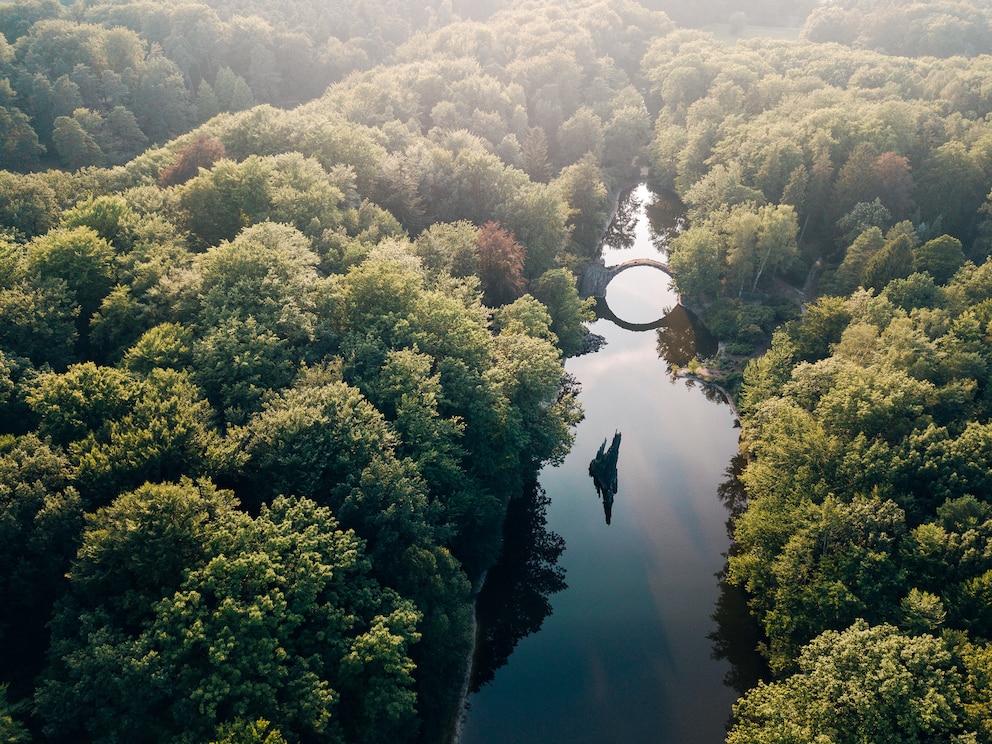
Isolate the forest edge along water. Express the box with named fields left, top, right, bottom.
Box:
left=456, top=185, right=768, bottom=744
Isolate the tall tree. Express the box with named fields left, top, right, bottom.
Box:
left=476, top=220, right=526, bottom=306
left=51, top=115, right=103, bottom=168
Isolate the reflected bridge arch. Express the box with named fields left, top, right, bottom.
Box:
left=594, top=296, right=672, bottom=332
left=581, top=258, right=676, bottom=331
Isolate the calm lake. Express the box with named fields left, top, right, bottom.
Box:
left=458, top=184, right=762, bottom=744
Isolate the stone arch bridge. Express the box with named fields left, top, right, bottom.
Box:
left=578, top=257, right=672, bottom=299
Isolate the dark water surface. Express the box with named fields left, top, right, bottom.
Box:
left=459, top=185, right=753, bottom=744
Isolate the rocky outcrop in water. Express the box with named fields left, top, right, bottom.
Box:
left=589, top=431, right=621, bottom=524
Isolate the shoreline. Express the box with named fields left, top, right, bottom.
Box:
left=446, top=182, right=634, bottom=744
left=671, top=367, right=742, bottom=423
left=447, top=567, right=486, bottom=744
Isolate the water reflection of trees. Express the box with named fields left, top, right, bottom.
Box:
left=655, top=305, right=719, bottom=367
left=601, top=189, right=640, bottom=251
left=717, top=453, right=749, bottom=538
left=646, top=189, right=688, bottom=250
left=470, top=484, right=567, bottom=692
left=709, top=455, right=770, bottom=702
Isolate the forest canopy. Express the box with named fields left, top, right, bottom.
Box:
left=5, top=0, right=992, bottom=742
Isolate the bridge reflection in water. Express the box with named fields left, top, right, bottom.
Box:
left=583, top=258, right=718, bottom=365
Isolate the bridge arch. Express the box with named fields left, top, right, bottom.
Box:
left=579, top=257, right=673, bottom=300
left=610, top=257, right=671, bottom=282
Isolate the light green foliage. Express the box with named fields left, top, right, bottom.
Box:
left=178, top=156, right=272, bottom=247
left=178, top=222, right=323, bottom=422
left=490, top=329, right=580, bottom=470
left=556, top=108, right=604, bottom=169
left=26, top=362, right=133, bottom=446
left=669, top=202, right=798, bottom=300
left=555, top=154, right=609, bottom=258
left=25, top=225, right=115, bottom=321
left=683, top=162, right=765, bottom=223
left=901, top=588, right=947, bottom=634
left=210, top=718, right=288, bottom=744
left=602, top=103, right=651, bottom=178
left=191, top=221, right=320, bottom=337
left=265, top=153, right=346, bottom=237
left=0, top=171, right=59, bottom=239
left=193, top=315, right=296, bottom=425
left=883, top=272, right=942, bottom=314
left=496, top=295, right=557, bottom=344
left=67, top=478, right=240, bottom=629
left=668, top=227, right=722, bottom=300
left=26, top=363, right=234, bottom=505
left=338, top=254, right=423, bottom=341
left=61, top=195, right=135, bottom=251
left=123, top=322, right=195, bottom=375
left=366, top=348, right=466, bottom=493
left=760, top=495, right=906, bottom=670
left=242, top=366, right=399, bottom=503
left=116, top=213, right=192, bottom=298
left=0, top=3, right=740, bottom=740
left=727, top=203, right=799, bottom=297
left=529, top=268, right=596, bottom=356
left=738, top=330, right=797, bottom=417
left=496, top=181, right=568, bottom=281
left=734, top=286, right=992, bottom=665
left=729, top=622, right=973, bottom=744
left=809, top=358, right=934, bottom=442
left=412, top=220, right=479, bottom=283
left=917, top=235, right=967, bottom=285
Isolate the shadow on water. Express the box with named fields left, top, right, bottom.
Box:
left=470, top=485, right=567, bottom=693
left=709, top=454, right=771, bottom=723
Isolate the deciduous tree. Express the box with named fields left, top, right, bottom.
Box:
left=476, top=220, right=526, bottom=306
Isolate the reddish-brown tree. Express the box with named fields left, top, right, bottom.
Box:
left=158, top=134, right=226, bottom=187
left=476, top=221, right=527, bottom=307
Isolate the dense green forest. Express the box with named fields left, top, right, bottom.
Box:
left=639, top=6, right=992, bottom=743
left=4, top=0, right=992, bottom=741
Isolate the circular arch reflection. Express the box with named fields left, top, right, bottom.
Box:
left=594, top=296, right=669, bottom=332
left=595, top=297, right=719, bottom=367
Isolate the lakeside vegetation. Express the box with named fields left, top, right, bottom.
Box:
left=3, top=0, right=992, bottom=741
